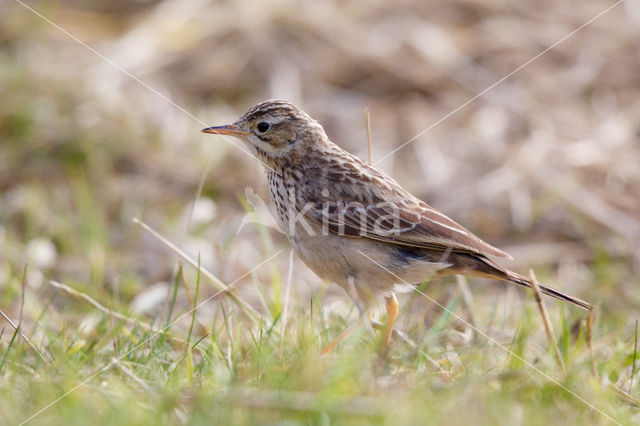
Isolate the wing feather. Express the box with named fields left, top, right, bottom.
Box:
left=298, top=148, right=512, bottom=259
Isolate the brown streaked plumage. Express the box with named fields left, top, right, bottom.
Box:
left=202, top=99, right=590, bottom=350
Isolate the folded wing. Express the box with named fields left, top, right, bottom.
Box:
left=299, top=150, right=511, bottom=259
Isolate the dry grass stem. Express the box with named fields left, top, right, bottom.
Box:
left=370, top=319, right=416, bottom=349
left=587, top=307, right=597, bottom=377
left=178, top=262, right=194, bottom=307
left=610, top=384, right=640, bottom=408
left=132, top=218, right=264, bottom=324
left=113, top=358, right=151, bottom=391
left=0, top=266, right=51, bottom=365
left=49, top=280, right=156, bottom=332
left=528, top=269, right=565, bottom=372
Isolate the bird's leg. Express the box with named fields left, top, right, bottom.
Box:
left=382, top=294, right=399, bottom=349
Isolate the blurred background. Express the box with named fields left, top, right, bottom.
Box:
left=1, top=0, right=639, bottom=332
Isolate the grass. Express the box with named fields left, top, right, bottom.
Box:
left=0, top=217, right=638, bottom=425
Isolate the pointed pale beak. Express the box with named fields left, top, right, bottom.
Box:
left=201, top=124, right=251, bottom=136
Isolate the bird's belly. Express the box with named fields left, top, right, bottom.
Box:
left=289, top=232, right=379, bottom=285
left=288, top=229, right=448, bottom=301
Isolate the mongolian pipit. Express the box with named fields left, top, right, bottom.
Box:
left=202, top=99, right=589, bottom=352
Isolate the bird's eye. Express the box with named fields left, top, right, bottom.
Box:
left=256, top=122, right=271, bottom=133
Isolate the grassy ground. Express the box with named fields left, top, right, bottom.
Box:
left=2, top=0, right=640, bottom=424
left=0, top=252, right=638, bottom=425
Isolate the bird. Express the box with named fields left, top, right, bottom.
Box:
left=202, top=99, right=590, bottom=352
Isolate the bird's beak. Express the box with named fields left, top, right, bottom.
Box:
left=201, top=124, right=251, bottom=136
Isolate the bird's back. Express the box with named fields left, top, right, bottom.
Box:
left=292, top=139, right=512, bottom=260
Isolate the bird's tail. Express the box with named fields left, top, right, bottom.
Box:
left=501, top=268, right=591, bottom=311
left=460, top=255, right=592, bottom=311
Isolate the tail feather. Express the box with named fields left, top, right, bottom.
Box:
left=502, top=269, right=592, bottom=311
left=449, top=253, right=592, bottom=311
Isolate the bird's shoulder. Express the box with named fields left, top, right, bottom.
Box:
left=302, top=141, right=407, bottom=204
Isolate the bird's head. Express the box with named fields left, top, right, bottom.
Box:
left=202, top=99, right=326, bottom=164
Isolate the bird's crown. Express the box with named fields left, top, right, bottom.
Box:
left=202, top=100, right=328, bottom=165
left=237, top=99, right=311, bottom=123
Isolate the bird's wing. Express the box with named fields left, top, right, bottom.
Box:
left=298, top=149, right=512, bottom=259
